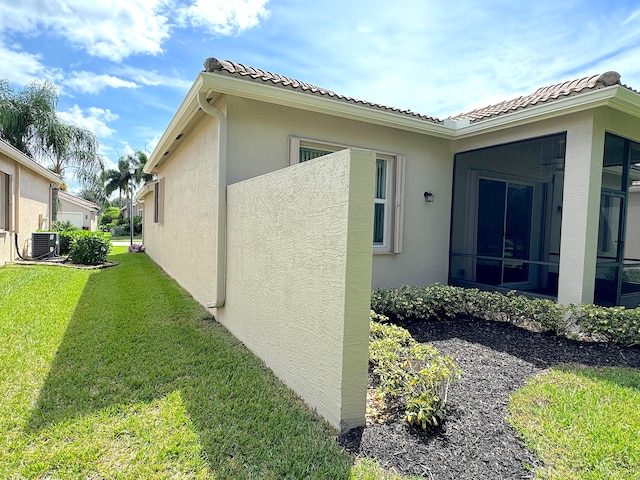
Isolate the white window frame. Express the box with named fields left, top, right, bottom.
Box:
left=153, top=178, right=164, bottom=224
left=0, top=171, right=11, bottom=232
left=289, top=137, right=404, bottom=254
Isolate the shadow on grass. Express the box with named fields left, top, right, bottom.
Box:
left=27, top=252, right=352, bottom=478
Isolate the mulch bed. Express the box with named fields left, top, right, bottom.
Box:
left=339, top=318, right=640, bottom=479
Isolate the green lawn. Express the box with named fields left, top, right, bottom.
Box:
left=509, top=366, right=640, bottom=479
left=0, top=247, right=407, bottom=479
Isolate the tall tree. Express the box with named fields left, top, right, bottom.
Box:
left=103, top=157, right=131, bottom=208
left=0, top=79, right=103, bottom=187
left=104, top=150, right=154, bottom=206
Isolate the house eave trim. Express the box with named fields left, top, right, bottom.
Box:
left=199, top=72, right=452, bottom=138
left=144, top=76, right=205, bottom=174
left=452, top=86, right=628, bottom=138
left=0, top=141, right=61, bottom=184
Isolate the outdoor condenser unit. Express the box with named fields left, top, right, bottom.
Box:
left=32, top=232, right=59, bottom=259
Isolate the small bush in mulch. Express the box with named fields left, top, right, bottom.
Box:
left=369, top=312, right=462, bottom=430
left=372, top=284, right=640, bottom=346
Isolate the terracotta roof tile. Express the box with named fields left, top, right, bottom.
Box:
left=203, top=57, right=444, bottom=124
left=450, top=71, right=622, bottom=122
left=203, top=57, right=630, bottom=127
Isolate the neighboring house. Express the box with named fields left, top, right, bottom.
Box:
left=139, top=57, right=640, bottom=430
left=0, top=139, right=61, bottom=264
left=58, top=190, right=99, bottom=230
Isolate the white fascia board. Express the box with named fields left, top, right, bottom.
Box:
left=199, top=73, right=452, bottom=138
left=0, top=140, right=61, bottom=184
left=451, top=87, right=626, bottom=138
left=144, top=76, right=205, bottom=174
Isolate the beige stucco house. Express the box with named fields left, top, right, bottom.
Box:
left=139, top=57, right=640, bottom=431
left=58, top=190, right=99, bottom=230
left=0, top=139, right=61, bottom=264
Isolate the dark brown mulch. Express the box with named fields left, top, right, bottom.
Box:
left=339, top=319, right=640, bottom=479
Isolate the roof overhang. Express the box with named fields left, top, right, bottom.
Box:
left=451, top=85, right=640, bottom=138
left=0, top=140, right=62, bottom=184
left=145, top=75, right=640, bottom=174
left=145, top=72, right=452, bottom=173
left=135, top=181, right=155, bottom=202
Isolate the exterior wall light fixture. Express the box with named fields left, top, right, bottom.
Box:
left=424, top=191, right=434, bottom=203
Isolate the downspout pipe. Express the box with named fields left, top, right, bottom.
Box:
left=197, top=91, right=227, bottom=308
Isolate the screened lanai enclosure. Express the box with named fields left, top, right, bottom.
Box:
left=450, top=131, right=640, bottom=308
left=449, top=134, right=566, bottom=299
left=596, top=133, right=640, bottom=308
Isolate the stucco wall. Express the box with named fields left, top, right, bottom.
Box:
left=218, top=149, right=375, bottom=432
left=0, top=156, right=52, bottom=264
left=226, top=96, right=453, bottom=289
left=143, top=112, right=220, bottom=306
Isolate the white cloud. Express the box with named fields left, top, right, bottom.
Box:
left=0, top=0, right=270, bottom=63
left=65, top=71, right=139, bottom=94
left=112, top=65, right=193, bottom=90
left=0, top=41, right=64, bottom=86
left=57, top=105, right=118, bottom=138
left=178, top=0, right=269, bottom=34
left=0, top=0, right=170, bottom=62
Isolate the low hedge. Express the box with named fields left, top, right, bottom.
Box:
left=372, top=284, right=640, bottom=346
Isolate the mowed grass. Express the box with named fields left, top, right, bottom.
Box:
left=0, top=247, right=401, bottom=479
left=509, top=366, right=640, bottom=479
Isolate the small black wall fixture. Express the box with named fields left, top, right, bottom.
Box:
left=424, top=191, right=434, bottom=203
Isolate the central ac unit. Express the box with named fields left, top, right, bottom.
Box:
left=32, top=232, right=59, bottom=259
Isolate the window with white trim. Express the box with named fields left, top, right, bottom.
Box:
left=289, top=137, right=404, bottom=253
left=153, top=178, right=164, bottom=224
left=0, top=171, right=9, bottom=231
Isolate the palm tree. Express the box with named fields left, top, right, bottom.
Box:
left=0, top=79, right=103, bottom=187
left=103, top=157, right=131, bottom=208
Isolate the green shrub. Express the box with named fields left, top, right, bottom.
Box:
left=99, top=207, right=121, bottom=226
left=369, top=312, right=462, bottom=430
left=51, top=220, right=79, bottom=232
left=570, top=304, right=640, bottom=346
left=68, top=232, right=111, bottom=265
left=372, top=284, right=640, bottom=345
left=372, top=284, right=566, bottom=333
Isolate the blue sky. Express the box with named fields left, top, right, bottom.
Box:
left=2, top=0, right=640, bottom=192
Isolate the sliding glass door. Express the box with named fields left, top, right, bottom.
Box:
left=476, top=178, right=535, bottom=287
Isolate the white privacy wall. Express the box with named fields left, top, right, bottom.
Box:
left=219, top=149, right=375, bottom=431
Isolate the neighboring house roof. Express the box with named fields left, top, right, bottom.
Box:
left=450, top=71, right=624, bottom=123
left=58, top=190, right=99, bottom=212
left=0, top=139, right=62, bottom=184
left=203, top=57, right=443, bottom=124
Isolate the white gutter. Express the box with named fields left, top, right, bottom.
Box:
left=196, top=91, right=227, bottom=309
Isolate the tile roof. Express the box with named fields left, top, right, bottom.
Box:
left=449, top=71, right=622, bottom=122
left=203, top=57, right=630, bottom=127
left=203, top=57, right=443, bottom=124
